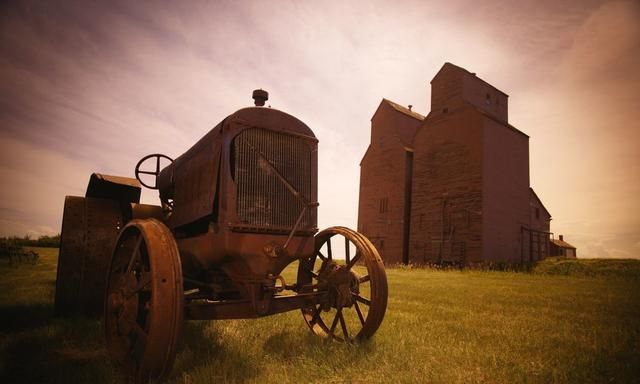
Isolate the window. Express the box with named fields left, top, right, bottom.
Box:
left=485, top=93, right=491, bottom=105
left=379, top=197, right=389, bottom=214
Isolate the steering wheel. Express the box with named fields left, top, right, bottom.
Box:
left=134, top=153, right=173, bottom=190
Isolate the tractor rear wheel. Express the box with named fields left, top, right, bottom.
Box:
left=55, top=196, right=123, bottom=317
left=104, top=219, right=183, bottom=383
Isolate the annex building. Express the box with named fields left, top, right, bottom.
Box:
left=358, top=63, right=552, bottom=265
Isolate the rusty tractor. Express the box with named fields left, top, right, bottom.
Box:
left=54, top=90, right=388, bottom=382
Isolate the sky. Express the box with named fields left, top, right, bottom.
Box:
left=0, top=0, right=638, bottom=259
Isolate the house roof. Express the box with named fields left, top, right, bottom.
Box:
left=530, top=187, right=552, bottom=218
left=431, top=62, right=509, bottom=98
left=382, top=98, right=425, bottom=121
left=550, top=238, right=576, bottom=249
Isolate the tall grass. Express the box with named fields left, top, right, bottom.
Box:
left=533, top=256, right=640, bottom=279
left=0, top=249, right=638, bottom=383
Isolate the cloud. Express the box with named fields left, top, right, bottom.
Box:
left=0, top=0, right=638, bottom=259
left=0, top=217, right=57, bottom=239
left=560, top=0, right=640, bottom=84
left=0, top=134, right=92, bottom=237
left=514, top=0, right=640, bottom=259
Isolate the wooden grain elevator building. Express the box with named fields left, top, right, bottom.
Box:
left=358, top=63, right=551, bottom=265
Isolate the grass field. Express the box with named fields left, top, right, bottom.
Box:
left=0, top=248, right=638, bottom=383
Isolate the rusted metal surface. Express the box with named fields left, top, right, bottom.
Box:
left=105, top=219, right=183, bottom=383
left=56, top=174, right=145, bottom=316
left=129, top=203, right=163, bottom=221
left=185, top=292, right=322, bottom=320
left=233, top=128, right=313, bottom=231
left=298, top=227, right=388, bottom=341
left=162, top=129, right=221, bottom=229
left=55, top=196, right=124, bottom=317
left=86, top=173, right=141, bottom=203
left=56, top=91, right=387, bottom=382
left=252, top=89, right=268, bottom=106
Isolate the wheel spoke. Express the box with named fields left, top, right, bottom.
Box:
left=137, top=170, right=157, bottom=175
left=354, top=294, right=371, bottom=306
left=338, top=310, right=349, bottom=340
left=347, top=251, right=362, bottom=269
left=112, top=260, right=129, bottom=273
left=329, top=308, right=342, bottom=338
left=358, top=275, right=370, bottom=284
left=130, top=321, right=148, bottom=360
left=317, top=251, right=327, bottom=261
left=126, top=272, right=151, bottom=298
left=347, top=252, right=360, bottom=269
left=345, top=237, right=350, bottom=265
left=327, top=237, right=332, bottom=260
left=310, top=305, right=321, bottom=325
left=354, top=301, right=366, bottom=326
left=131, top=321, right=148, bottom=343
left=126, top=235, right=143, bottom=273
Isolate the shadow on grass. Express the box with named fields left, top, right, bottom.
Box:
left=0, top=304, right=263, bottom=383
left=0, top=305, right=114, bottom=384
left=169, top=321, right=259, bottom=383
left=263, top=330, right=374, bottom=365
left=0, top=332, right=113, bottom=384
left=263, top=331, right=317, bottom=360
left=0, top=303, right=53, bottom=332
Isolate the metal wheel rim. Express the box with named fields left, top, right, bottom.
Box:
left=298, top=226, right=388, bottom=342
left=104, top=218, right=183, bottom=383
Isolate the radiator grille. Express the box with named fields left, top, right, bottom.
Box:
left=233, top=128, right=313, bottom=231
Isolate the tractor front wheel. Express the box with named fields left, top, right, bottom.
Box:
left=104, top=219, right=183, bottom=383
left=297, top=227, right=388, bottom=342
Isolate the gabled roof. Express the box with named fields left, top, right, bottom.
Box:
left=424, top=102, right=528, bottom=138
left=359, top=145, right=371, bottom=166
left=474, top=106, right=528, bottom=138
left=382, top=98, right=425, bottom=121
left=550, top=238, right=576, bottom=250
left=431, top=62, right=509, bottom=98
left=530, top=187, right=552, bottom=218
left=369, top=98, right=423, bottom=148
